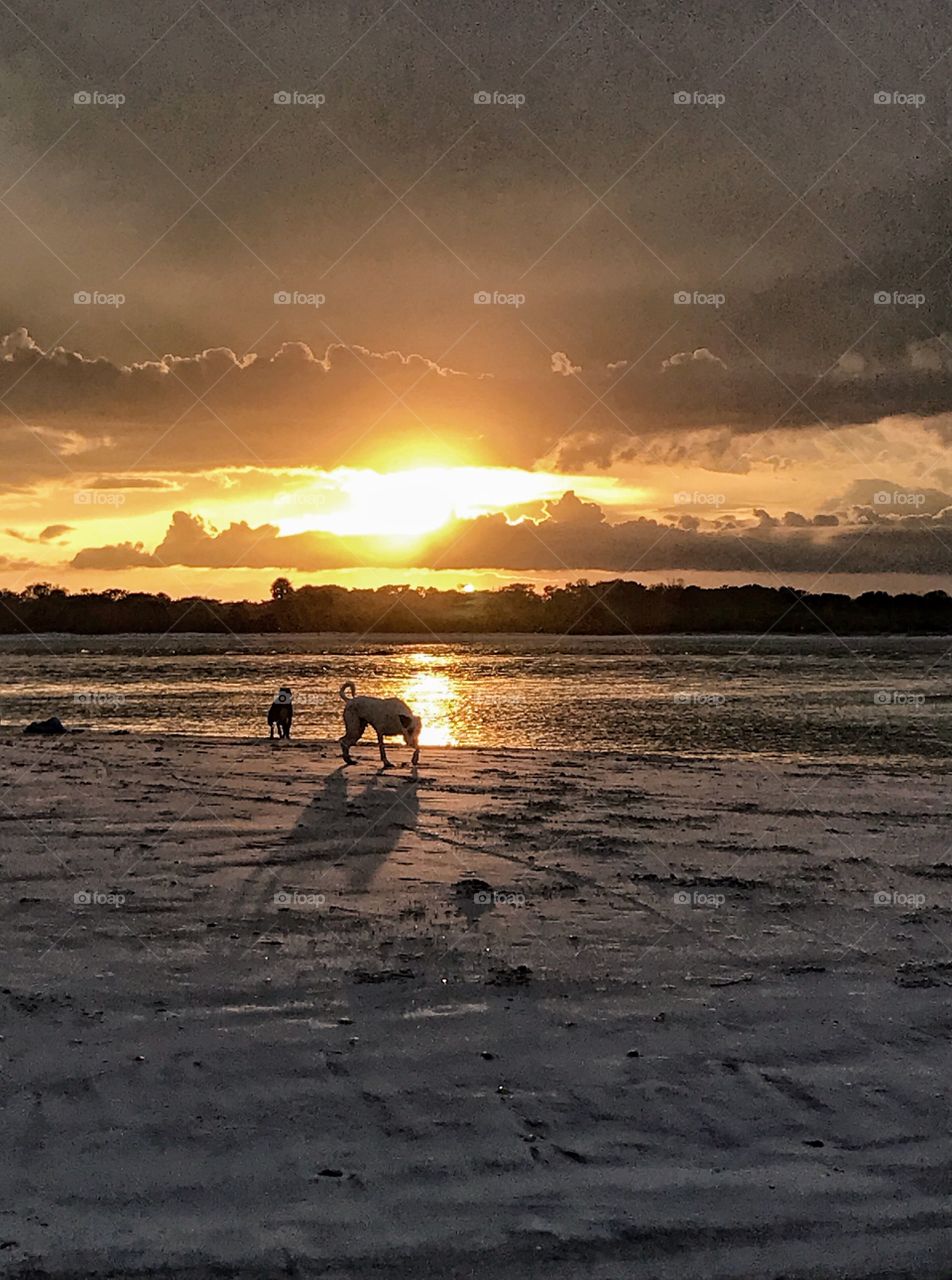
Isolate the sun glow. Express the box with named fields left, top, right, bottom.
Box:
left=276, top=466, right=639, bottom=539
left=398, top=653, right=460, bottom=746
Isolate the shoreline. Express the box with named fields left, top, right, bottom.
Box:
left=8, top=731, right=950, bottom=774
left=5, top=628, right=952, bottom=641
left=4, top=735, right=951, bottom=1277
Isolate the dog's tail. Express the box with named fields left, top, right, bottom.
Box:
left=339, top=681, right=357, bottom=702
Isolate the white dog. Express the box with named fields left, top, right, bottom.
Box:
left=338, top=681, right=422, bottom=768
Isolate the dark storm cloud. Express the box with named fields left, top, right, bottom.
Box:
left=831, top=478, right=952, bottom=515
left=7, top=321, right=952, bottom=486
left=0, top=329, right=513, bottom=477
left=1, top=0, right=952, bottom=455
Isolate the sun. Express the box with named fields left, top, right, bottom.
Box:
left=317, top=469, right=457, bottom=537
left=273, top=465, right=645, bottom=540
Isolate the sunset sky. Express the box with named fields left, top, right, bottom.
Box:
left=3, top=0, right=952, bottom=597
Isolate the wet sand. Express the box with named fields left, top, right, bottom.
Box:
left=2, top=732, right=951, bottom=1278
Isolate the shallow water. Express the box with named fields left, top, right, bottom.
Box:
left=2, top=632, right=952, bottom=765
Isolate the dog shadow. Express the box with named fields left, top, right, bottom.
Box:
left=288, top=765, right=420, bottom=892
left=222, top=766, right=420, bottom=934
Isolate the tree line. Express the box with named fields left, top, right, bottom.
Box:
left=1, top=578, right=952, bottom=634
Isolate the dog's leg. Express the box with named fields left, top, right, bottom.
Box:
left=340, top=710, right=364, bottom=764
left=376, top=731, right=394, bottom=769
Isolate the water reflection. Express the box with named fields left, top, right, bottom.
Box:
left=399, top=653, right=460, bottom=746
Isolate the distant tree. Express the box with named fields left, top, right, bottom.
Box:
left=270, top=577, right=294, bottom=601
left=1, top=577, right=951, bottom=636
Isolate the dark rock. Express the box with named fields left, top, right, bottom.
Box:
left=353, top=968, right=414, bottom=983
left=23, top=716, right=66, bottom=735
left=554, top=1146, right=587, bottom=1163
left=486, top=964, right=532, bottom=987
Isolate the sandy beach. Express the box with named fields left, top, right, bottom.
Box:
left=3, top=731, right=952, bottom=1278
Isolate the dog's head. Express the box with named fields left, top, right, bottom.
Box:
left=399, top=713, right=422, bottom=748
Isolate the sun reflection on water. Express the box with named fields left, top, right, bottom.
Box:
left=399, top=653, right=460, bottom=746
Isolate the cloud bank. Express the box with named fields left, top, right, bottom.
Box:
left=70, top=489, right=952, bottom=578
